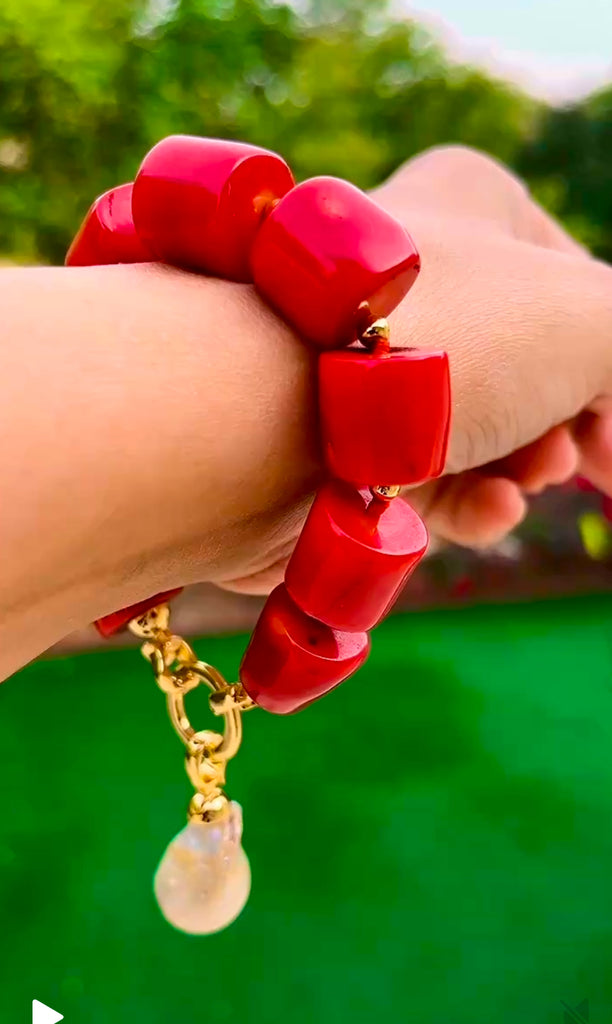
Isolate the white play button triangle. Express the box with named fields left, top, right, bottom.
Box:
left=32, top=1000, right=64, bottom=1024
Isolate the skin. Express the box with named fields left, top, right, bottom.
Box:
left=1, top=145, right=611, bottom=680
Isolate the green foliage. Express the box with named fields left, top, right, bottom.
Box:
left=518, top=88, right=612, bottom=258
left=0, top=0, right=537, bottom=263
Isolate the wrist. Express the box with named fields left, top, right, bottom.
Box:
left=103, top=264, right=319, bottom=592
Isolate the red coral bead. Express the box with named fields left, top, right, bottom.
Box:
left=95, top=589, right=183, bottom=638
left=66, top=183, right=151, bottom=266
left=240, top=585, right=370, bottom=715
left=250, top=176, right=420, bottom=349
left=575, top=476, right=597, bottom=493
left=319, top=347, right=451, bottom=485
left=285, top=483, right=428, bottom=632
left=132, top=135, right=295, bottom=281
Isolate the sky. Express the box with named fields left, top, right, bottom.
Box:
left=405, top=0, right=612, bottom=102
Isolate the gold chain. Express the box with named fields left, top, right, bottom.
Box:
left=128, top=603, right=255, bottom=822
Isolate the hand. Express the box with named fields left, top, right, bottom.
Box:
left=2, top=146, right=611, bottom=676
left=222, top=145, right=612, bottom=589
left=369, top=146, right=612, bottom=549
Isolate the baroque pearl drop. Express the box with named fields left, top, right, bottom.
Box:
left=154, top=802, right=250, bottom=935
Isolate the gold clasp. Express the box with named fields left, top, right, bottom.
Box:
left=168, top=660, right=243, bottom=763
left=128, top=604, right=255, bottom=820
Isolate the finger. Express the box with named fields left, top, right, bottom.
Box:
left=483, top=424, right=579, bottom=494
left=412, top=472, right=527, bottom=548
left=575, top=411, right=612, bottom=496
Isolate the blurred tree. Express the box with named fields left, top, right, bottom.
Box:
left=518, top=89, right=612, bottom=258
left=0, top=0, right=536, bottom=264
left=0, top=0, right=147, bottom=259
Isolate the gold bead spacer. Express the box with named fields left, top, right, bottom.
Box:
left=370, top=484, right=402, bottom=501
left=128, top=603, right=171, bottom=639
left=188, top=791, right=229, bottom=824
left=358, top=317, right=391, bottom=352
left=209, top=685, right=256, bottom=716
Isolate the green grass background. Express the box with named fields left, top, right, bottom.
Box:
left=1, top=595, right=612, bottom=1023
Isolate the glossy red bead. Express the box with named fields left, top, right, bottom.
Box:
left=575, top=476, right=597, bottom=493
left=240, top=585, right=370, bottom=715
left=66, top=183, right=151, bottom=266
left=250, top=176, right=420, bottom=349
left=132, top=135, right=295, bottom=281
left=94, top=589, right=183, bottom=638
left=319, top=347, right=451, bottom=485
left=285, top=483, right=428, bottom=632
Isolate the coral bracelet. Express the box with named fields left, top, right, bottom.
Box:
left=67, top=135, right=451, bottom=934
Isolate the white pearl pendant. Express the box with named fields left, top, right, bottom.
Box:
left=154, top=801, right=250, bottom=935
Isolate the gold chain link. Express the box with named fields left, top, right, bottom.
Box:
left=128, top=603, right=255, bottom=822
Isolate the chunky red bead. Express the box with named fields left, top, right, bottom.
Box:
left=132, top=135, right=295, bottom=281
left=250, top=176, right=420, bottom=349
left=319, top=347, right=450, bottom=485
left=576, top=476, right=597, bottom=493
left=240, top=585, right=370, bottom=714
left=95, top=589, right=183, bottom=638
left=285, top=483, right=428, bottom=632
left=65, top=183, right=151, bottom=267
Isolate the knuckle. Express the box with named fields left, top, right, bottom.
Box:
left=413, top=144, right=526, bottom=192
left=390, top=145, right=529, bottom=217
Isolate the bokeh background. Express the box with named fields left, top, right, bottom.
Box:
left=1, top=0, right=612, bottom=265
left=1, top=1, right=612, bottom=1021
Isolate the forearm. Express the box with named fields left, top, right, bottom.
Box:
left=4, top=147, right=612, bottom=679
left=0, top=263, right=317, bottom=677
